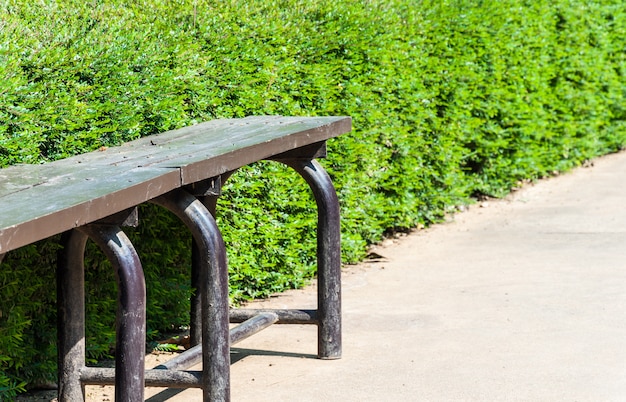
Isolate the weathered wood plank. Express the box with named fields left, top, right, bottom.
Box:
left=0, top=116, right=351, bottom=253
left=57, top=116, right=350, bottom=176
left=0, top=166, right=180, bottom=253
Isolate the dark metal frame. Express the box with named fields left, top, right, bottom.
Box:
left=58, top=219, right=146, bottom=402
left=150, top=189, right=230, bottom=401
left=55, top=147, right=341, bottom=401
left=194, top=155, right=342, bottom=359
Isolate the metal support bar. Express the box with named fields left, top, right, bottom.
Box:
left=277, top=158, right=342, bottom=359
left=230, top=312, right=279, bottom=344
left=187, top=170, right=237, bottom=348
left=58, top=224, right=146, bottom=402
left=58, top=230, right=88, bottom=402
left=153, top=346, right=203, bottom=373
left=81, top=313, right=278, bottom=391
left=81, top=367, right=203, bottom=389
left=151, top=189, right=230, bottom=402
left=229, top=309, right=317, bottom=325
left=215, top=158, right=342, bottom=359
left=153, top=312, right=279, bottom=372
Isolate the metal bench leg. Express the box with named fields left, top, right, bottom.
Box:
left=280, top=159, right=342, bottom=359
left=58, top=224, right=146, bottom=402
left=58, top=230, right=88, bottom=401
left=214, top=160, right=341, bottom=359
left=152, top=188, right=230, bottom=402
left=188, top=172, right=235, bottom=350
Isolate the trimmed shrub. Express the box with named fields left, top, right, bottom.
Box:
left=1, top=0, right=625, bottom=395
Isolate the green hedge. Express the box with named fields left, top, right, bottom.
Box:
left=1, top=0, right=625, bottom=395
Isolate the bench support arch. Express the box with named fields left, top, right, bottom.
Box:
left=58, top=221, right=146, bottom=402
left=191, top=151, right=342, bottom=360
left=150, top=189, right=230, bottom=402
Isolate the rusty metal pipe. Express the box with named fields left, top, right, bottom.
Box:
left=189, top=170, right=238, bottom=347
left=279, top=159, right=342, bottom=360
left=154, top=312, right=279, bottom=372
left=80, top=367, right=203, bottom=388
left=230, top=312, right=279, bottom=344
left=79, top=224, right=146, bottom=402
left=58, top=225, right=146, bottom=402
left=58, top=230, right=89, bottom=402
left=151, top=189, right=230, bottom=402
left=229, top=309, right=317, bottom=325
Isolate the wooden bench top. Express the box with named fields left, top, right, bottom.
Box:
left=0, top=116, right=351, bottom=253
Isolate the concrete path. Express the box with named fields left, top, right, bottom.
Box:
left=140, top=150, right=626, bottom=401
left=24, top=150, right=626, bottom=401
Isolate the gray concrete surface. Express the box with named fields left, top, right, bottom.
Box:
left=142, top=150, right=626, bottom=401
left=24, top=151, right=626, bottom=401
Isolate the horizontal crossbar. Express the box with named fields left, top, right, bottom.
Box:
left=230, top=309, right=318, bottom=324
left=81, top=367, right=203, bottom=389
left=80, top=312, right=280, bottom=388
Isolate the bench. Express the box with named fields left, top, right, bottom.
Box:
left=0, top=115, right=351, bottom=401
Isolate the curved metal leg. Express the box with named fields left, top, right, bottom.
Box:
left=58, top=225, right=146, bottom=402
left=215, top=161, right=341, bottom=359
left=280, top=159, right=342, bottom=359
left=189, top=170, right=237, bottom=348
left=151, top=189, right=230, bottom=402
left=58, top=230, right=88, bottom=402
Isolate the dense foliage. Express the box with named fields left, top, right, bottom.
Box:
left=1, top=0, right=625, bottom=395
